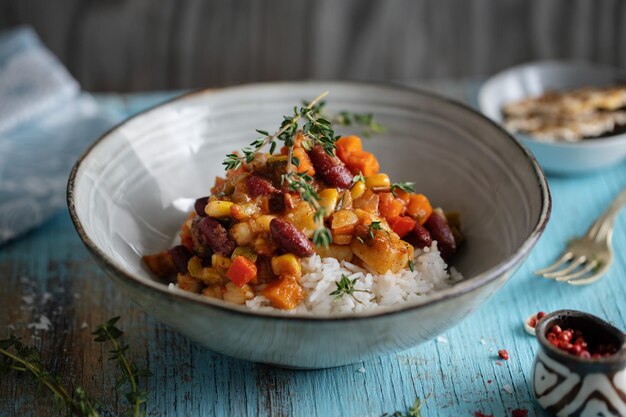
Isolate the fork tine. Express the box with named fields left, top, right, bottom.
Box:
left=555, top=260, right=597, bottom=282
left=542, top=256, right=586, bottom=278
left=567, top=270, right=605, bottom=286
left=534, top=252, right=574, bottom=275
left=567, top=262, right=611, bottom=286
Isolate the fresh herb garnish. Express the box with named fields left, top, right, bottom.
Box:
left=0, top=336, right=100, bottom=416
left=93, top=317, right=152, bottom=417
left=334, top=111, right=386, bottom=137
left=330, top=274, right=372, bottom=302
left=223, top=91, right=338, bottom=247
left=223, top=92, right=385, bottom=248
left=385, top=396, right=429, bottom=417
left=368, top=221, right=383, bottom=239
left=353, top=172, right=366, bottom=184
left=390, top=182, right=415, bottom=197
left=0, top=317, right=151, bottom=417
left=408, top=260, right=415, bottom=272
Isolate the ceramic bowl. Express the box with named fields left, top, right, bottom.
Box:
left=478, top=60, right=626, bottom=175
left=68, top=82, right=550, bottom=369
left=533, top=310, right=626, bottom=415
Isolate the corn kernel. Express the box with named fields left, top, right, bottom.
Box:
left=350, top=180, right=366, bottom=200
left=285, top=202, right=316, bottom=238
left=212, top=253, right=233, bottom=270
left=231, top=247, right=258, bottom=262
left=365, top=173, right=390, bottom=189
left=205, top=200, right=234, bottom=217
left=187, top=256, right=204, bottom=279
left=271, top=254, right=302, bottom=278
left=200, top=267, right=224, bottom=285
left=230, top=203, right=259, bottom=220
left=318, top=188, right=339, bottom=218
left=254, top=215, right=276, bottom=232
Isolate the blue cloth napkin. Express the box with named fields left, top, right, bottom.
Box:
left=0, top=26, right=115, bottom=244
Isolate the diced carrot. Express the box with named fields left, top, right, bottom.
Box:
left=378, top=192, right=405, bottom=220
left=393, top=188, right=411, bottom=203
left=388, top=216, right=416, bottom=238
left=335, top=136, right=363, bottom=162
left=226, top=256, right=258, bottom=287
left=260, top=276, right=305, bottom=310
left=292, top=147, right=315, bottom=176
left=345, top=151, right=379, bottom=176
left=406, top=194, right=433, bottom=225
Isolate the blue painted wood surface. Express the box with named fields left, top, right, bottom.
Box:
left=1, top=82, right=625, bottom=417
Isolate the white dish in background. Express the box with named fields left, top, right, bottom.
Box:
left=478, top=60, right=626, bottom=175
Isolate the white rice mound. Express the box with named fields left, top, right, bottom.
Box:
left=245, top=242, right=463, bottom=315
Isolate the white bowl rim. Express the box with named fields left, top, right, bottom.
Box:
left=477, top=59, right=626, bottom=148
left=67, top=80, right=551, bottom=321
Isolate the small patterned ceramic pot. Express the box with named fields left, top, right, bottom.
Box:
left=532, top=310, right=626, bottom=416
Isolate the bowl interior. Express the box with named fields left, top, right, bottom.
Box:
left=70, top=82, right=548, bottom=314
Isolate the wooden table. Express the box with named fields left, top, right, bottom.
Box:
left=1, top=82, right=625, bottom=417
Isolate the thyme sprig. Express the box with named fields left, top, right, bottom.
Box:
left=0, top=337, right=100, bottom=417
left=223, top=92, right=386, bottom=248
left=223, top=92, right=330, bottom=171
left=329, top=274, right=372, bottom=303
left=92, top=317, right=152, bottom=417
left=0, top=317, right=152, bottom=417
left=224, top=91, right=336, bottom=247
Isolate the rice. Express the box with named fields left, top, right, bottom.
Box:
left=245, top=242, right=463, bottom=315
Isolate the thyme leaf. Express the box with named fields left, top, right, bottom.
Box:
left=385, top=396, right=429, bottom=417
left=390, top=182, right=415, bottom=197
left=329, top=274, right=372, bottom=302
left=353, top=172, right=366, bottom=184
left=334, top=111, right=386, bottom=137
left=368, top=221, right=383, bottom=240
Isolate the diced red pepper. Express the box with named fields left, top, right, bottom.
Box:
left=226, top=256, right=257, bottom=287
left=388, top=216, right=417, bottom=238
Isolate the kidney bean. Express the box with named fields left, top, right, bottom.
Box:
left=309, top=145, right=353, bottom=188
left=168, top=245, right=193, bottom=273
left=197, top=217, right=236, bottom=257
left=424, top=211, right=456, bottom=260
left=190, top=218, right=212, bottom=258
left=194, top=196, right=210, bottom=217
left=270, top=218, right=314, bottom=257
left=268, top=193, right=285, bottom=213
left=247, top=174, right=279, bottom=196
left=409, top=222, right=432, bottom=249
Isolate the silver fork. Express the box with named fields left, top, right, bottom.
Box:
left=534, top=186, right=626, bottom=285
